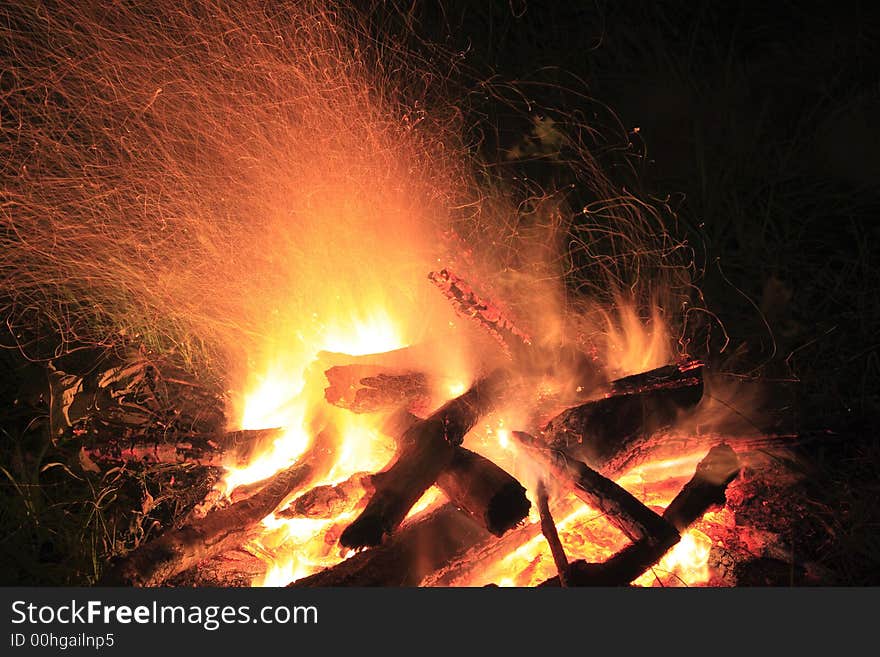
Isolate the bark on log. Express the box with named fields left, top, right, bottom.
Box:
left=292, top=504, right=490, bottom=586
left=539, top=443, right=741, bottom=587
left=84, top=428, right=282, bottom=468
left=99, top=432, right=334, bottom=586
left=512, top=431, right=677, bottom=544
left=277, top=472, right=371, bottom=519
left=324, top=365, right=430, bottom=414
left=541, top=364, right=704, bottom=469
left=339, top=370, right=509, bottom=549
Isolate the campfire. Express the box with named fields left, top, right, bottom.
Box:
left=84, top=265, right=761, bottom=588
left=0, top=2, right=800, bottom=588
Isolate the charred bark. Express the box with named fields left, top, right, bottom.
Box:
left=83, top=427, right=282, bottom=468
left=541, top=364, right=704, bottom=469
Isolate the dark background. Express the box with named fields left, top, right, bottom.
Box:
left=390, top=0, right=879, bottom=431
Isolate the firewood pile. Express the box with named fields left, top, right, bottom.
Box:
left=50, top=269, right=801, bottom=587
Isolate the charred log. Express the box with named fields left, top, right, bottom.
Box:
left=539, top=444, right=741, bottom=587
left=513, top=431, right=677, bottom=543
left=293, top=504, right=490, bottom=586
left=83, top=427, right=282, bottom=468
left=100, top=432, right=334, bottom=587
left=382, top=409, right=530, bottom=537
left=541, top=364, right=704, bottom=469
left=339, top=370, right=509, bottom=549
left=437, top=447, right=530, bottom=536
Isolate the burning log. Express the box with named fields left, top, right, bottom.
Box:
left=281, top=411, right=530, bottom=534
left=437, top=447, right=530, bottom=536
left=382, top=408, right=530, bottom=537
left=606, top=359, right=703, bottom=396
left=513, top=431, right=677, bottom=543
left=428, top=267, right=601, bottom=387
left=83, top=428, right=282, bottom=468
left=293, top=503, right=490, bottom=586
left=422, top=496, right=582, bottom=587
left=277, top=472, right=371, bottom=519
left=339, top=370, right=510, bottom=549
left=428, top=268, right=533, bottom=357
left=419, top=365, right=708, bottom=587
left=323, top=365, right=430, bottom=414
left=541, top=363, right=704, bottom=469
left=539, top=444, right=741, bottom=586
left=100, top=432, right=334, bottom=586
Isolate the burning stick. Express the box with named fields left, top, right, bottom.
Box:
left=539, top=444, right=741, bottom=587
left=428, top=268, right=532, bottom=357
left=83, top=428, right=283, bottom=468
left=339, top=370, right=510, bottom=549
left=293, top=504, right=490, bottom=587
left=428, top=268, right=601, bottom=387
left=606, top=359, right=704, bottom=396
left=536, top=480, right=569, bottom=587
left=513, top=431, right=677, bottom=543
left=100, top=431, right=335, bottom=586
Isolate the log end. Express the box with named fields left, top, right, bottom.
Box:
left=486, top=482, right=531, bottom=536
left=695, top=442, right=741, bottom=487
left=339, top=512, right=389, bottom=550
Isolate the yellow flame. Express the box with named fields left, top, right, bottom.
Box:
left=220, top=310, right=415, bottom=585
left=634, top=529, right=713, bottom=587
left=323, top=309, right=407, bottom=357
